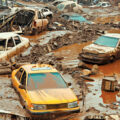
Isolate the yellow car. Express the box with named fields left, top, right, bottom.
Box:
left=12, top=64, right=80, bottom=115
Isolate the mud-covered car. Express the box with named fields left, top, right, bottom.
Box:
left=0, top=32, right=29, bottom=61
left=12, top=64, right=80, bottom=115
left=10, top=8, right=49, bottom=34
left=80, top=33, right=120, bottom=64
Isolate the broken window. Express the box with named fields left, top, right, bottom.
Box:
left=14, top=36, right=21, bottom=45
left=0, top=39, right=6, bottom=51
left=7, top=37, right=15, bottom=49
left=15, top=68, right=24, bottom=81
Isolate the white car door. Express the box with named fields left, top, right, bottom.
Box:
left=13, top=35, right=23, bottom=53
left=6, top=37, right=16, bottom=58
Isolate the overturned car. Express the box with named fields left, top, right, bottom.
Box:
left=80, top=33, right=120, bottom=64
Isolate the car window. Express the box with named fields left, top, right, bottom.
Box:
left=62, top=15, right=69, bottom=20
left=27, top=72, right=67, bottom=90
left=42, top=9, right=48, bottom=12
left=102, top=3, right=106, bottom=6
left=14, top=36, right=21, bottom=45
left=71, top=3, right=76, bottom=7
left=38, top=11, right=41, bottom=19
left=57, top=4, right=64, bottom=10
left=94, top=36, right=119, bottom=48
left=65, top=4, right=71, bottom=9
left=0, top=39, right=6, bottom=51
left=15, top=68, right=24, bottom=81
left=21, top=71, right=27, bottom=86
left=7, top=37, right=15, bottom=49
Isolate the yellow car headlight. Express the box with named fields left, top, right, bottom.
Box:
left=68, top=101, right=78, bottom=108
left=31, top=104, right=46, bottom=110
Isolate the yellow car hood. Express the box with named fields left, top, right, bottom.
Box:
left=27, top=88, right=77, bottom=104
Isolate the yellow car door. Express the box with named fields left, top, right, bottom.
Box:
left=18, top=70, right=28, bottom=104
left=12, top=67, right=24, bottom=91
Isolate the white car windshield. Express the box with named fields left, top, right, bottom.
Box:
left=94, top=36, right=119, bottom=48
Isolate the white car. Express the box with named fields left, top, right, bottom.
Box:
left=26, top=5, right=53, bottom=18
left=0, top=32, right=29, bottom=61
left=39, top=8, right=53, bottom=18
left=57, top=1, right=82, bottom=12
left=90, top=2, right=111, bottom=7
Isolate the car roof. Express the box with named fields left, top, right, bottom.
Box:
left=59, top=1, right=76, bottom=5
left=98, top=2, right=110, bottom=4
left=22, top=64, right=58, bottom=74
left=104, top=33, right=120, bottom=39
left=0, top=32, right=18, bottom=39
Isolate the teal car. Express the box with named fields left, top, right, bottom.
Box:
left=61, top=13, right=93, bottom=24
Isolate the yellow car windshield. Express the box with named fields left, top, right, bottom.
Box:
left=27, top=72, right=67, bottom=90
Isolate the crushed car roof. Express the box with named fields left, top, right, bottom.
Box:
left=0, top=32, right=19, bottom=39
left=104, top=33, right=120, bottom=39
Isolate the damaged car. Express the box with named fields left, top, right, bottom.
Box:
left=0, top=8, right=49, bottom=34
left=26, top=5, right=53, bottom=19
left=11, top=8, right=49, bottom=34
left=0, top=32, right=29, bottom=61
left=80, top=33, right=120, bottom=64
left=57, top=1, right=82, bottom=12
left=12, top=64, right=80, bottom=115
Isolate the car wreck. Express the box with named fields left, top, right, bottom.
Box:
left=0, top=32, right=29, bottom=61
left=0, top=7, right=49, bottom=34
left=80, top=33, right=120, bottom=64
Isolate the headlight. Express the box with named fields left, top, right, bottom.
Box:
left=31, top=104, right=46, bottom=110
left=68, top=101, right=78, bottom=108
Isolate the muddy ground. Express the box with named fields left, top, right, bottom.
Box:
left=0, top=0, right=120, bottom=120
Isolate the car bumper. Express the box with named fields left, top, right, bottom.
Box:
left=27, top=107, right=80, bottom=115
left=81, top=54, right=109, bottom=64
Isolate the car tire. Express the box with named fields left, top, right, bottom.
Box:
left=110, top=56, right=115, bottom=62
left=74, top=109, right=80, bottom=113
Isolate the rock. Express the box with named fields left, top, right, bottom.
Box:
left=68, top=35, right=73, bottom=39
left=78, top=61, right=91, bottom=69
left=82, top=69, right=92, bottom=76
left=91, top=64, right=99, bottom=74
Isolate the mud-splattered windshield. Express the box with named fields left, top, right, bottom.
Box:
left=94, top=36, right=119, bottom=48
left=27, top=72, right=67, bottom=90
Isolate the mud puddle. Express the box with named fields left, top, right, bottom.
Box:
left=95, top=15, right=120, bottom=24
left=22, top=30, right=70, bottom=56
left=0, top=76, right=29, bottom=117
left=107, top=29, right=120, bottom=34
left=54, top=42, right=92, bottom=68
